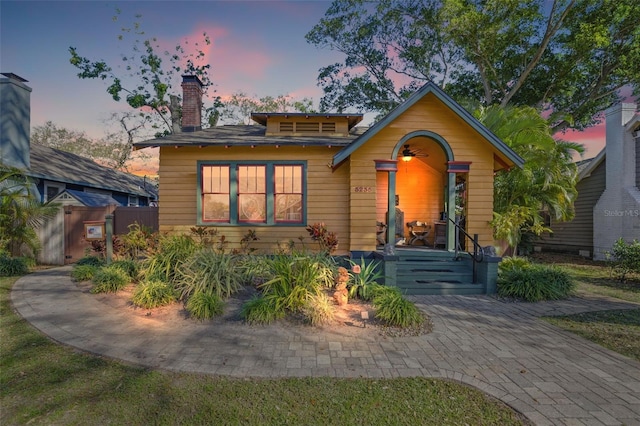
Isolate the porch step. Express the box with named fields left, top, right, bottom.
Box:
left=392, top=249, right=484, bottom=295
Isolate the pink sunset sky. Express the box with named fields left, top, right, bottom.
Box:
left=1, top=1, right=630, bottom=176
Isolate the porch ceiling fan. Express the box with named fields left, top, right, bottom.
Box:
left=401, top=144, right=428, bottom=162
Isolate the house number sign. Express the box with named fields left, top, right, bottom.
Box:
left=354, top=186, right=373, bottom=192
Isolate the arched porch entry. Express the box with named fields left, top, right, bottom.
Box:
left=380, top=130, right=457, bottom=250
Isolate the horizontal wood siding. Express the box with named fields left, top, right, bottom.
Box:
left=158, top=145, right=351, bottom=254
left=537, top=161, right=606, bottom=254
left=346, top=93, right=503, bottom=250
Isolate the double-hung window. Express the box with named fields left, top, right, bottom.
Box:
left=199, top=161, right=305, bottom=225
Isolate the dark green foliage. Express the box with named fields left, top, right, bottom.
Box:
left=372, top=286, right=424, bottom=328
left=141, top=234, right=198, bottom=284
left=186, top=291, right=224, bottom=320
left=0, top=252, right=29, bottom=276
left=348, top=257, right=384, bottom=300
left=110, top=259, right=139, bottom=281
left=70, top=265, right=98, bottom=282
left=76, top=256, right=105, bottom=267
left=175, top=249, right=243, bottom=300
left=131, top=280, right=177, bottom=309
left=498, top=257, right=575, bottom=302
left=91, top=266, right=130, bottom=293
left=302, top=293, right=335, bottom=325
left=241, top=295, right=285, bottom=325
left=607, top=238, right=640, bottom=282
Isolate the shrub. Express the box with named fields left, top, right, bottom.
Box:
left=241, top=295, right=285, bottom=325
left=175, top=249, right=243, bottom=300
left=372, top=286, right=424, bottom=328
left=131, top=279, right=177, bottom=309
left=497, top=258, right=575, bottom=302
left=606, top=238, right=640, bottom=282
left=258, top=251, right=334, bottom=313
left=348, top=257, right=384, bottom=301
left=91, top=265, right=130, bottom=293
left=0, top=252, right=29, bottom=276
left=76, top=256, right=104, bottom=267
left=110, top=259, right=139, bottom=281
left=301, top=293, right=335, bottom=326
left=186, top=291, right=224, bottom=320
left=70, top=264, right=98, bottom=282
left=120, top=223, right=158, bottom=259
left=141, top=234, right=199, bottom=284
left=306, top=222, right=339, bottom=253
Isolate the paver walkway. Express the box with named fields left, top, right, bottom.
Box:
left=11, top=266, right=640, bottom=425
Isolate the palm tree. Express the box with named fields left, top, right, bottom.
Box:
left=475, top=105, right=584, bottom=255
left=0, top=165, right=59, bottom=257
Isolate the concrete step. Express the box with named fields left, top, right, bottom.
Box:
left=397, top=281, right=486, bottom=295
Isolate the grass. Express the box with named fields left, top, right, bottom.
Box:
left=533, top=253, right=640, bottom=361
left=543, top=309, right=640, bottom=361
left=0, top=275, right=526, bottom=425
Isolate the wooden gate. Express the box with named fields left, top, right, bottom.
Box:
left=63, top=206, right=115, bottom=264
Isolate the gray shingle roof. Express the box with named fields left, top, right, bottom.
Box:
left=56, top=189, right=121, bottom=206
left=133, top=125, right=359, bottom=149
left=29, top=144, right=157, bottom=199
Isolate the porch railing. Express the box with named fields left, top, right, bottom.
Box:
left=448, top=217, right=484, bottom=283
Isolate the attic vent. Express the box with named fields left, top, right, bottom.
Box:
left=321, top=122, right=336, bottom=133
left=279, top=122, right=294, bottom=132
left=296, top=122, right=320, bottom=133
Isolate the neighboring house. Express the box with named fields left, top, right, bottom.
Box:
left=0, top=72, right=158, bottom=206
left=536, top=103, right=640, bottom=260
left=134, top=76, right=523, bottom=294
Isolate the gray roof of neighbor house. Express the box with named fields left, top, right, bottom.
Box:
left=133, top=124, right=364, bottom=150
left=29, top=144, right=157, bottom=199
left=54, top=189, right=121, bottom=206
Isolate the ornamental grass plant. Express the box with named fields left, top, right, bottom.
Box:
left=175, top=248, right=243, bottom=300
left=498, top=256, right=575, bottom=302
left=186, top=290, right=224, bottom=320
left=372, top=286, right=424, bottom=328
left=131, top=279, right=177, bottom=309
left=90, top=265, right=130, bottom=294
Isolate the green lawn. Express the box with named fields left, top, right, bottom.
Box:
left=0, top=276, right=526, bottom=425
left=534, top=253, right=640, bottom=361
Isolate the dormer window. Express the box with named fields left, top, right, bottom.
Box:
left=251, top=112, right=363, bottom=137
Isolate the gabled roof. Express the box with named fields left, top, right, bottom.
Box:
left=133, top=124, right=359, bottom=149
left=331, top=81, right=525, bottom=168
left=52, top=189, right=121, bottom=207
left=29, top=144, right=157, bottom=199
left=577, top=150, right=606, bottom=181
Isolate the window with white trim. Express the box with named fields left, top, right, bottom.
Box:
left=199, top=162, right=305, bottom=225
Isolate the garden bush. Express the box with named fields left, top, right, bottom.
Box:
left=240, top=295, right=285, bottom=324
left=141, top=234, right=199, bottom=284
left=186, top=291, right=224, bottom=320
left=348, top=257, right=384, bottom=300
left=497, top=257, right=575, bottom=301
left=301, top=293, right=335, bottom=325
left=0, top=252, right=29, bottom=276
left=91, top=265, right=130, bottom=293
left=110, top=259, right=139, bottom=281
left=75, top=255, right=104, bottom=267
left=606, top=238, right=640, bottom=282
left=131, top=279, right=177, bottom=309
left=175, top=249, right=243, bottom=300
left=70, top=264, right=98, bottom=282
left=372, top=286, right=424, bottom=328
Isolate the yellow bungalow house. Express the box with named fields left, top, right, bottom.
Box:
left=134, top=76, right=523, bottom=295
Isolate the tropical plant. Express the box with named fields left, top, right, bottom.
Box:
left=372, top=286, right=424, bottom=328
left=606, top=238, right=640, bottom=282
left=131, top=279, right=177, bottom=309
left=90, top=265, right=130, bottom=293
left=175, top=249, right=243, bottom=300
left=476, top=105, right=584, bottom=255
left=347, top=257, right=384, bottom=300
left=186, top=290, right=224, bottom=320
left=301, top=293, right=335, bottom=326
left=141, top=234, right=199, bottom=284
left=75, top=255, right=105, bottom=267
left=306, top=223, right=339, bottom=254
left=0, top=165, right=59, bottom=257
left=110, top=259, right=139, bottom=281
left=119, top=223, right=158, bottom=259
left=497, top=257, right=575, bottom=301
left=70, top=264, right=98, bottom=282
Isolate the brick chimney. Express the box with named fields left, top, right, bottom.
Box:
left=0, top=73, right=32, bottom=169
left=181, top=75, right=203, bottom=132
